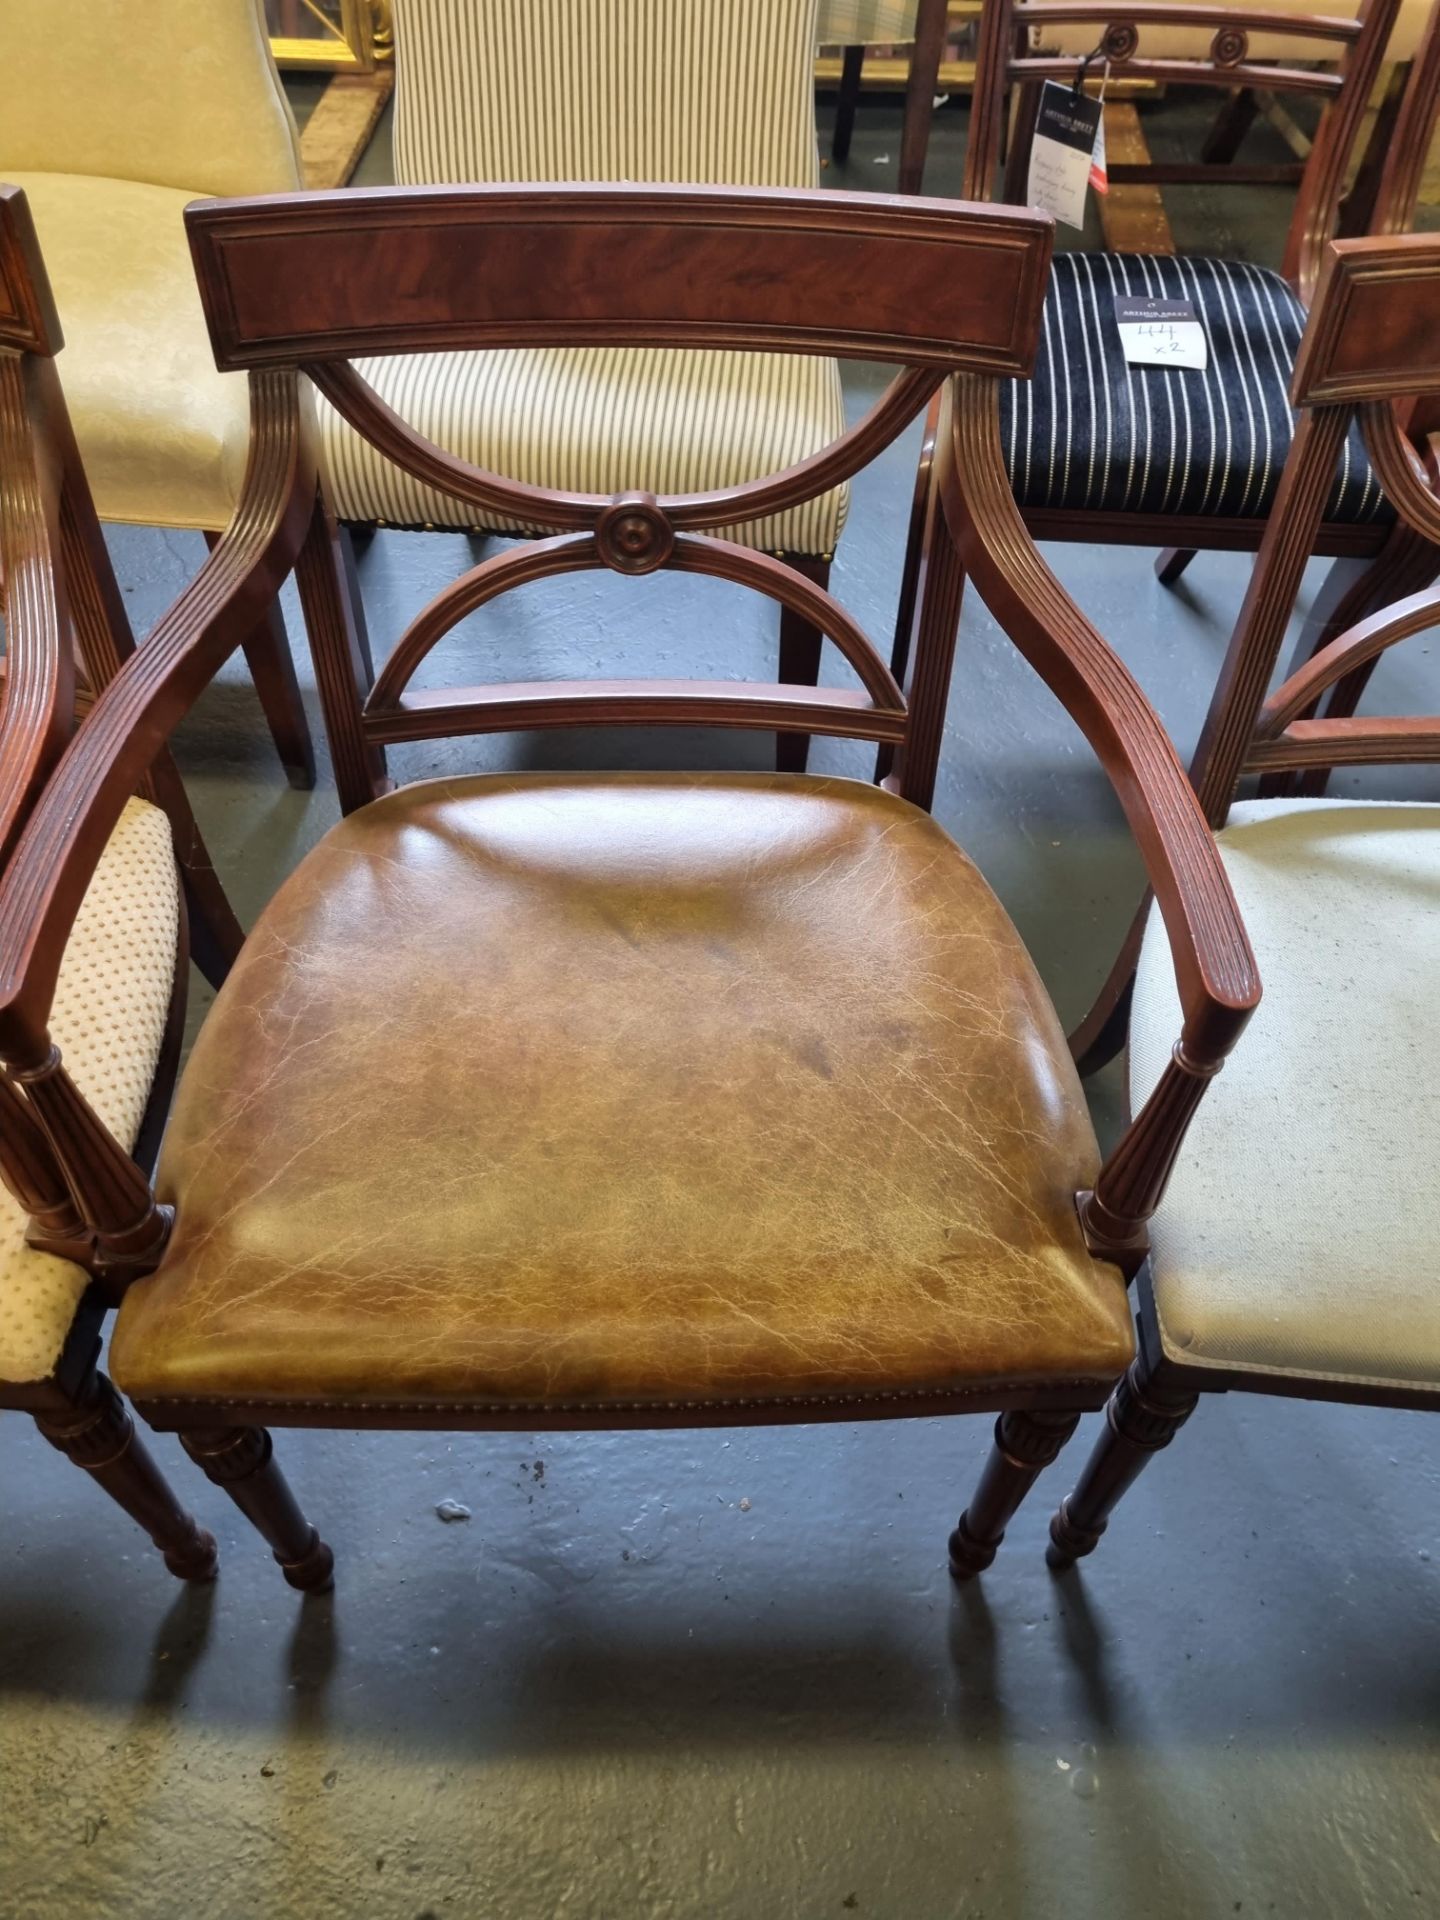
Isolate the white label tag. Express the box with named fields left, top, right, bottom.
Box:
left=1027, top=81, right=1103, bottom=230
left=1113, top=294, right=1209, bottom=371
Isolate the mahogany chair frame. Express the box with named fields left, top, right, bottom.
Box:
left=0, top=184, right=1257, bottom=1592
left=1044, top=230, right=1440, bottom=1571
left=1068, top=4, right=1440, bottom=1069
left=0, top=185, right=244, bottom=1581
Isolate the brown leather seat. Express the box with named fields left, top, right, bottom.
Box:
left=111, top=774, right=1132, bottom=1416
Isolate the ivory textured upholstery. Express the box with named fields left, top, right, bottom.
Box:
left=0, top=0, right=301, bottom=530
left=2, top=173, right=257, bottom=531
left=0, top=800, right=180, bottom=1386
left=0, top=0, right=299, bottom=197
left=111, top=774, right=1132, bottom=1413
left=318, top=0, right=849, bottom=552
left=816, top=2, right=920, bottom=42
left=1131, top=799, right=1440, bottom=1389
left=1002, top=255, right=1390, bottom=521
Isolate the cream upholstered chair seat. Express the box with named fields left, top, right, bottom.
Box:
left=1130, top=799, right=1440, bottom=1391
left=0, top=799, right=179, bottom=1386
left=321, top=347, right=849, bottom=550
left=4, top=172, right=253, bottom=531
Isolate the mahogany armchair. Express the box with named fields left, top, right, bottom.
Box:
left=1045, top=230, right=1440, bottom=1571
left=0, top=184, right=1257, bottom=1595
left=0, top=187, right=250, bottom=1581
left=903, top=0, right=1440, bottom=688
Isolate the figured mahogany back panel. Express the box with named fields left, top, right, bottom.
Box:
left=189, top=185, right=1052, bottom=374
left=1193, top=233, right=1440, bottom=814
left=0, top=186, right=62, bottom=358
left=185, top=184, right=1056, bottom=808
left=964, top=0, right=1400, bottom=301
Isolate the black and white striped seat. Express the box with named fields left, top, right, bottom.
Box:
left=1001, top=255, right=1391, bottom=524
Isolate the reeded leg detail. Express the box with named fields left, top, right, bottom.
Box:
left=949, top=1407, right=1083, bottom=1581
left=37, top=1375, right=218, bottom=1582
left=1045, top=1356, right=1198, bottom=1570
left=180, top=1427, right=334, bottom=1594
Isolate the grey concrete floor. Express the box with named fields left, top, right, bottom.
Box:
left=4, top=96, right=1440, bottom=1920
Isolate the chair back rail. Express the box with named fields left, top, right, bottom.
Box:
left=964, top=0, right=1400, bottom=301
left=1291, top=231, right=1440, bottom=403
left=308, top=358, right=943, bottom=534
left=1255, top=578, right=1440, bottom=730
left=186, top=185, right=1051, bottom=372
left=1020, top=2, right=1361, bottom=32
left=181, top=184, right=1052, bottom=797
left=1192, top=233, right=1440, bottom=813
left=363, top=531, right=905, bottom=730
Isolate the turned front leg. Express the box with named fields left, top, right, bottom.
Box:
left=1046, top=1354, right=1199, bottom=1569
left=38, top=1375, right=217, bottom=1582
left=180, top=1427, right=334, bottom=1594
left=950, top=1407, right=1084, bottom=1580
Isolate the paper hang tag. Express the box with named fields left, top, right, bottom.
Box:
left=1113, top=294, right=1210, bottom=371
left=1027, top=79, right=1103, bottom=230
left=1089, top=110, right=1108, bottom=195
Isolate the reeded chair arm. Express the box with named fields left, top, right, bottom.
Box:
left=0, top=370, right=313, bottom=1279
left=942, top=374, right=1261, bottom=1269
left=0, top=369, right=311, bottom=1057
left=0, top=351, right=74, bottom=865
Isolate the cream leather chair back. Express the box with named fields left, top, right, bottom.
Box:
left=0, top=0, right=301, bottom=197
left=0, top=0, right=313, bottom=786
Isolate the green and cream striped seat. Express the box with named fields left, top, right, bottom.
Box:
left=816, top=1, right=919, bottom=43
left=319, top=0, right=848, bottom=559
